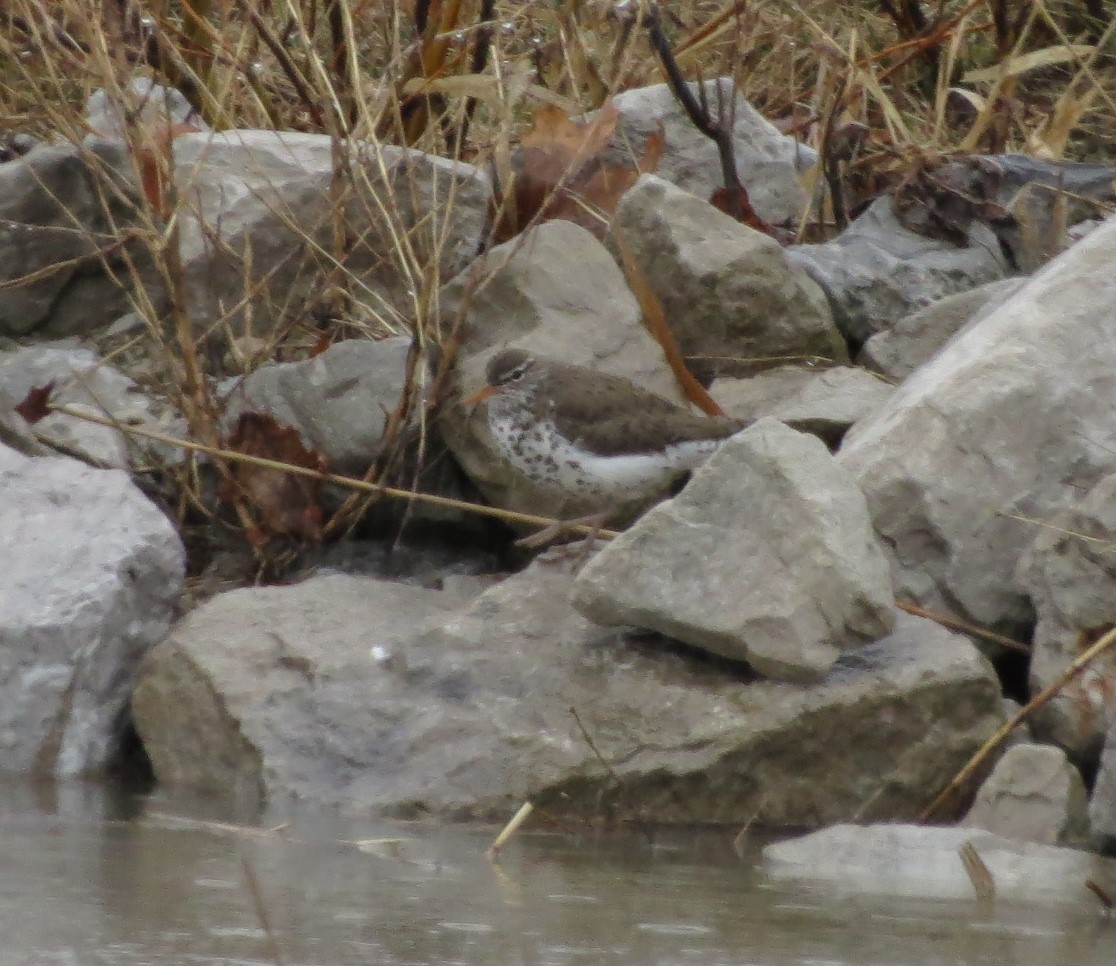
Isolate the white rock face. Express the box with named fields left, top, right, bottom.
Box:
left=0, top=444, right=184, bottom=776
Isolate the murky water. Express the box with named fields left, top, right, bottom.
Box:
left=0, top=779, right=1112, bottom=965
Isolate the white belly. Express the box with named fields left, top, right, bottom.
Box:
left=489, top=416, right=718, bottom=503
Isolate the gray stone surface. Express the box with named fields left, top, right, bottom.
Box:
left=788, top=196, right=1012, bottom=349
left=0, top=443, right=184, bottom=776
left=85, top=77, right=207, bottom=139
left=610, top=79, right=811, bottom=225
left=132, top=562, right=1001, bottom=823
left=0, top=139, right=155, bottom=337
left=839, top=213, right=1116, bottom=635
left=963, top=744, right=1089, bottom=846
left=1017, top=472, right=1116, bottom=760
left=764, top=823, right=1116, bottom=904
left=0, top=343, right=174, bottom=469
left=222, top=336, right=412, bottom=475
left=1091, top=715, right=1116, bottom=846
left=712, top=364, right=893, bottom=445
left=572, top=418, right=896, bottom=681
left=616, top=175, right=845, bottom=380
left=172, top=129, right=489, bottom=335
left=440, top=219, right=688, bottom=521
left=858, top=278, right=1024, bottom=381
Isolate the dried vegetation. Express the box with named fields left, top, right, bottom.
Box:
left=0, top=0, right=1114, bottom=573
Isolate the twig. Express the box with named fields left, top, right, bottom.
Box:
left=896, top=600, right=1030, bottom=653
left=240, top=850, right=285, bottom=966
left=46, top=402, right=622, bottom=539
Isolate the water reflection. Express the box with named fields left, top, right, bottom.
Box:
left=0, top=779, right=1110, bottom=965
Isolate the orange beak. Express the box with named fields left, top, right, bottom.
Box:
left=463, top=383, right=498, bottom=409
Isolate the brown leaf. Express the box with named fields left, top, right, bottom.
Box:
left=219, top=412, right=328, bottom=543
left=14, top=382, right=55, bottom=424
left=492, top=101, right=661, bottom=243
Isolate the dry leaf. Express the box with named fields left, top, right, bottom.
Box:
left=220, top=412, right=328, bottom=544
left=14, top=382, right=55, bottom=423
left=491, top=100, right=662, bottom=243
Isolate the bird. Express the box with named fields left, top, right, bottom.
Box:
left=463, top=348, right=745, bottom=521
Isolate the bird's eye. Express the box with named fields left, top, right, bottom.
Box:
left=510, top=364, right=528, bottom=381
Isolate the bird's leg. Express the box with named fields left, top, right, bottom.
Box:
left=516, top=510, right=614, bottom=554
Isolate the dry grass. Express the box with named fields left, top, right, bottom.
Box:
left=1, top=0, right=1113, bottom=570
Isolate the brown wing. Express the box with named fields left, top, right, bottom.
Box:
left=545, top=365, right=743, bottom=457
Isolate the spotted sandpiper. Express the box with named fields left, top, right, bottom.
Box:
left=464, top=348, right=745, bottom=521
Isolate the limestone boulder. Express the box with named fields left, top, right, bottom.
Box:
left=132, top=561, right=1001, bottom=825
left=839, top=213, right=1116, bottom=636
left=788, top=196, right=1011, bottom=349
left=439, top=219, right=687, bottom=521
left=616, top=175, right=845, bottom=380
left=711, top=364, right=893, bottom=446
left=0, top=443, right=184, bottom=776
left=1090, top=716, right=1116, bottom=848
left=1016, top=472, right=1116, bottom=761
left=858, top=278, right=1023, bottom=381
left=172, top=129, right=489, bottom=336
left=222, top=336, right=412, bottom=475
left=963, top=744, right=1089, bottom=846
left=573, top=418, right=896, bottom=681
left=0, top=139, right=157, bottom=337
left=0, top=343, right=175, bottom=469
left=765, top=824, right=1116, bottom=904
left=609, top=79, right=812, bottom=225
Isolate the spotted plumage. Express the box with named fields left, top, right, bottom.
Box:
left=467, top=349, right=745, bottom=515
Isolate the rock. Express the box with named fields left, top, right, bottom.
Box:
left=85, top=77, right=207, bottom=139
left=132, top=560, right=1002, bottom=822
left=711, top=364, right=893, bottom=446
left=1091, top=716, right=1116, bottom=847
left=0, top=443, right=184, bottom=776
left=222, top=336, right=411, bottom=475
left=1016, top=472, right=1116, bottom=760
left=788, top=196, right=1012, bottom=349
left=963, top=744, right=1089, bottom=846
left=982, top=154, right=1115, bottom=273
left=0, top=343, right=175, bottom=469
left=839, top=214, right=1116, bottom=635
left=172, top=129, right=489, bottom=337
left=610, top=79, right=811, bottom=225
left=572, top=419, right=896, bottom=681
left=440, top=219, right=688, bottom=521
left=615, top=174, right=845, bottom=380
left=858, top=278, right=1024, bottom=380
left=764, top=823, right=1116, bottom=904
left=0, top=139, right=157, bottom=337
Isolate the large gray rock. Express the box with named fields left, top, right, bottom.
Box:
left=172, top=129, right=489, bottom=336
left=132, top=561, right=1001, bottom=823
left=440, top=219, right=687, bottom=521
left=788, top=196, right=1012, bottom=349
left=572, top=419, right=896, bottom=681
left=222, top=336, right=412, bottom=475
left=0, top=344, right=174, bottom=469
left=839, top=213, right=1116, bottom=635
left=616, top=175, right=845, bottom=380
left=764, top=823, right=1116, bottom=904
left=0, top=444, right=184, bottom=776
left=610, top=79, right=811, bottom=225
left=963, top=744, right=1089, bottom=846
left=858, top=278, right=1024, bottom=381
left=0, top=139, right=156, bottom=337
left=1091, top=716, right=1116, bottom=847
left=1017, top=473, right=1116, bottom=760
left=711, top=364, right=893, bottom=446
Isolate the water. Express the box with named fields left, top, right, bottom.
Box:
left=0, top=779, right=1111, bottom=965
